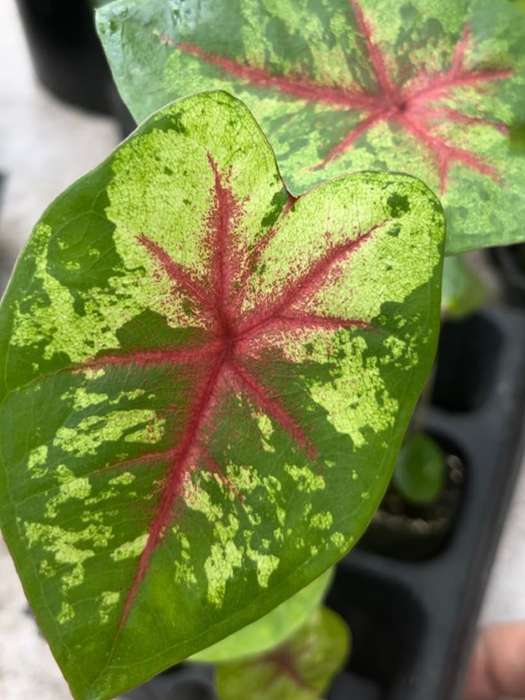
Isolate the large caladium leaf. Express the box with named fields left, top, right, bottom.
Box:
left=97, top=0, right=525, bottom=255
left=0, top=91, right=444, bottom=700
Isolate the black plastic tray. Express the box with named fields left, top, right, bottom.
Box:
left=125, top=305, right=525, bottom=700
left=489, top=245, right=525, bottom=308
left=328, top=305, right=525, bottom=700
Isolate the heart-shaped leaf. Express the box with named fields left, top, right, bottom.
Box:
left=215, top=606, right=350, bottom=700
left=192, top=569, right=333, bottom=663
left=0, top=91, right=444, bottom=700
left=97, top=0, right=525, bottom=255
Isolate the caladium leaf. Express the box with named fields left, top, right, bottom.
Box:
left=192, top=569, right=333, bottom=663
left=393, top=433, right=446, bottom=504
left=441, top=255, right=487, bottom=319
left=215, top=606, right=350, bottom=700
left=97, top=0, right=525, bottom=255
left=0, top=91, right=444, bottom=700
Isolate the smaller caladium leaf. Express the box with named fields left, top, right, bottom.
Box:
left=192, top=569, right=333, bottom=663
left=441, top=256, right=487, bottom=319
left=215, top=606, right=350, bottom=700
left=393, top=433, right=446, bottom=504
left=97, top=0, right=525, bottom=255
left=0, top=91, right=444, bottom=700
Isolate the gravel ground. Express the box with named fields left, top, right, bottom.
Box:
left=1, top=1, right=525, bottom=698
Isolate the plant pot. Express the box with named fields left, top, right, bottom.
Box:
left=358, top=442, right=465, bottom=560
left=124, top=665, right=218, bottom=700
left=122, top=306, right=525, bottom=700
left=14, top=0, right=134, bottom=134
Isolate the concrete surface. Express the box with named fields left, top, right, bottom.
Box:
left=1, top=1, right=525, bottom=698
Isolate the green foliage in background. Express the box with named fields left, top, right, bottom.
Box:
left=441, top=256, right=487, bottom=319
left=393, top=433, right=446, bottom=504
left=216, top=606, right=350, bottom=700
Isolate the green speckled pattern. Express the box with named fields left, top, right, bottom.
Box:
left=0, top=92, right=443, bottom=700
left=98, top=0, right=525, bottom=254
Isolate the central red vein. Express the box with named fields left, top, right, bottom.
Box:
left=312, top=108, right=395, bottom=171
left=93, top=155, right=378, bottom=630
left=232, top=194, right=296, bottom=308
left=176, top=42, right=381, bottom=111
left=208, top=155, right=237, bottom=334
left=229, top=360, right=316, bottom=460
left=449, top=25, right=470, bottom=78
left=78, top=343, right=220, bottom=371
left=274, top=314, right=372, bottom=332
left=399, top=112, right=499, bottom=192
left=238, top=224, right=378, bottom=338
left=138, top=233, right=217, bottom=322
left=173, top=0, right=514, bottom=192
left=119, top=348, right=227, bottom=628
left=348, top=0, right=398, bottom=103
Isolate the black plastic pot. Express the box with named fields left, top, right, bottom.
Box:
left=124, top=305, right=525, bottom=700
left=15, top=0, right=112, bottom=114
left=489, top=244, right=525, bottom=307
left=124, top=665, right=218, bottom=700
left=358, top=441, right=465, bottom=560
left=14, top=0, right=134, bottom=134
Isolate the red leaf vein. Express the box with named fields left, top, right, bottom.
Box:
left=84, top=153, right=375, bottom=628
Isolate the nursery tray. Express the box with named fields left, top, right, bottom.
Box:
left=489, top=244, right=525, bottom=308
left=328, top=304, right=525, bottom=700
left=123, top=305, right=525, bottom=700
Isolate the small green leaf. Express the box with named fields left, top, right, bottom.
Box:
left=393, top=433, right=446, bottom=504
left=97, top=0, right=525, bottom=255
left=0, top=91, right=444, bottom=700
left=215, top=606, right=350, bottom=700
left=192, top=569, right=333, bottom=663
left=441, top=256, right=487, bottom=319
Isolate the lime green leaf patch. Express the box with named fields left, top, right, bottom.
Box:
left=0, top=92, right=444, bottom=700
left=98, top=0, right=525, bottom=254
